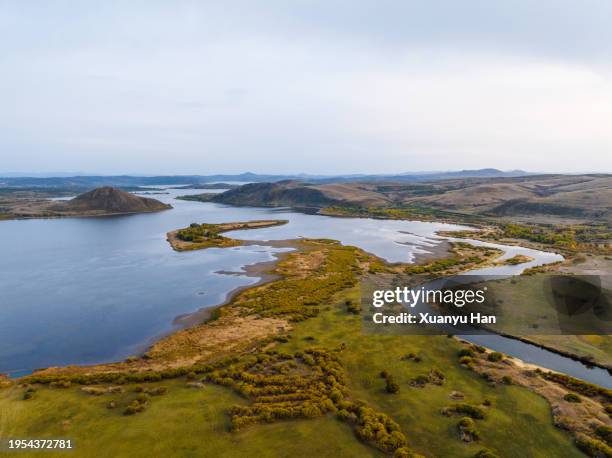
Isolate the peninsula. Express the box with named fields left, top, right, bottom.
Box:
left=167, top=220, right=288, bottom=251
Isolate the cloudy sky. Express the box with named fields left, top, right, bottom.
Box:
left=1, top=0, right=611, bottom=175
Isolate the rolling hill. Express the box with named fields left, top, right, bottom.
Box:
left=2, top=187, right=171, bottom=219
left=206, top=174, right=611, bottom=224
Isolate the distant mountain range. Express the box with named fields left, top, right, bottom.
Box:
left=0, top=169, right=532, bottom=189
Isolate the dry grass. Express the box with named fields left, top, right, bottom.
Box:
left=462, top=342, right=611, bottom=440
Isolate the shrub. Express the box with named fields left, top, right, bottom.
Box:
left=501, top=376, right=512, bottom=385
left=595, top=425, right=612, bottom=445
left=411, top=375, right=429, bottom=387
left=564, top=393, right=581, bottom=403
left=442, top=403, right=485, bottom=420
left=81, top=386, right=106, bottom=396
left=148, top=386, right=168, bottom=396
left=380, top=370, right=400, bottom=393
left=123, top=396, right=148, bottom=415
left=123, top=403, right=141, bottom=415
left=457, top=417, right=479, bottom=442
left=428, top=369, right=445, bottom=385
left=543, top=372, right=612, bottom=402
left=458, top=349, right=475, bottom=358
left=575, top=433, right=612, bottom=457
left=474, top=449, right=500, bottom=458
left=386, top=378, right=400, bottom=394
left=346, top=299, right=361, bottom=314
left=487, top=352, right=504, bottom=362
left=393, top=448, right=412, bottom=458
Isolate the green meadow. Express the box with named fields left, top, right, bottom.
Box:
left=0, top=284, right=582, bottom=458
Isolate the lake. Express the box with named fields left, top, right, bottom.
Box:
left=0, top=188, right=609, bottom=387
left=0, top=188, right=465, bottom=376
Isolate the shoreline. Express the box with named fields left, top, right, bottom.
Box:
left=171, top=239, right=300, bottom=328
left=0, top=206, right=173, bottom=221
left=495, top=332, right=612, bottom=373
left=169, top=236, right=453, bottom=329
left=136, top=236, right=453, bottom=360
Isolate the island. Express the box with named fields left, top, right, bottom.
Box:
left=167, top=219, right=288, bottom=251
left=0, top=186, right=171, bottom=219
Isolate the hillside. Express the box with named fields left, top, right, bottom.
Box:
left=204, top=174, right=612, bottom=224
left=2, top=187, right=171, bottom=219
left=55, top=187, right=171, bottom=213
left=209, top=181, right=341, bottom=207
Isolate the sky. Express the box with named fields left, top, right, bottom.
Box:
left=1, top=0, right=611, bottom=175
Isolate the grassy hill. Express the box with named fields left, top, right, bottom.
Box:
left=203, top=174, right=612, bottom=224
left=1, top=187, right=171, bottom=219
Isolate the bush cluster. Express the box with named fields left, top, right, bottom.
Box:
left=486, top=352, right=504, bottom=362
left=402, top=352, right=422, bottom=363
left=345, top=299, right=360, bottom=315
left=457, top=417, right=480, bottom=442
left=134, top=386, right=168, bottom=396
left=205, top=349, right=346, bottom=431
left=205, top=347, right=417, bottom=456
left=22, top=386, right=36, bottom=400
left=124, top=393, right=149, bottom=415
left=234, top=244, right=358, bottom=322
left=404, top=244, right=497, bottom=275
left=380, top=370, right=400, bottom=394
left=542, top=372, right=612, bottom=402
left=442, top=403, right=486, bottom=420
left=177, top=223, right=228, bottom=244
left=22, top=357, right=239, bottom=386
left=575, top=433, right=612, bottom=457
left=563, top=392, right=581, bottom=403
left=409, top=369, right=445, bottom=388
left=594, top=425, right=612, bottom=446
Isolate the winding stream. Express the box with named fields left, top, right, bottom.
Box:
left=409, top=239, right=612, bottom=387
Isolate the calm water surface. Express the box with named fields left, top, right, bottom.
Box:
left=0, top=188, right=465, bottom=376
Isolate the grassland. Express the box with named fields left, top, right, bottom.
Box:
left=0, top=282, right=587, bottom=457
left=0, top=380, right=378, bottom=458
left=273, top=286, right=583, bottom=457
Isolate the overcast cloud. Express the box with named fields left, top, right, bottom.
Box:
left=1, top=0, right=611, bottom=175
